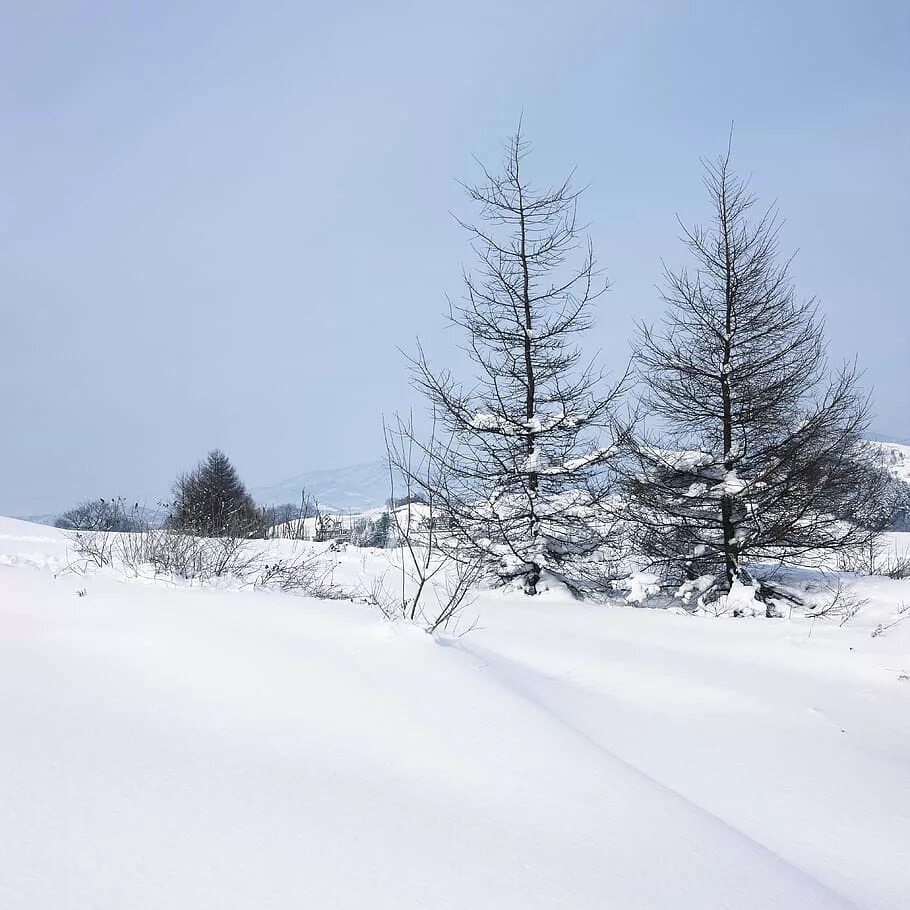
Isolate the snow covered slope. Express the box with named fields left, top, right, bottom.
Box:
left=873, top=440, right=910, bottom=483
left=1, top=517, right=908, bottom=908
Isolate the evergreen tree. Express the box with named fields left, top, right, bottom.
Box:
left=351, top=511, right=393, bottom=548
left=169, top=449, right=261, bottom=537
left=366, top=511, right=392, bottom=548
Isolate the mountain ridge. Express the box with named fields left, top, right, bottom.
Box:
left=251, top=459, right=392, bottom=512
left=16, top=439, right=910, bottom=525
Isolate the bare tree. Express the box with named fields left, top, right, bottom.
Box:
left=401, top=126, right=629, bottom=596
left=384, top=412, right=451, bottom=618
left=369, top=415, right=482, bottom=632
left=627, top=145, right=883, bottom=611
left=265, top=490, right=317, bottom=540
left=56, top=497, right=142, bottom=532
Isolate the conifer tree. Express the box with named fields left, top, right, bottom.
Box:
left=627, top=148, right=881, bottom=610
left=395, top=127, right=628, bottom=595
left=170, top=449, right=260, bottom=537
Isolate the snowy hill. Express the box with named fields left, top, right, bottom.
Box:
left=1, top=516, right=909, bottom=908
left=252, top=459, right=392, bottom=511
left=873, top=440, right=910, bottom=483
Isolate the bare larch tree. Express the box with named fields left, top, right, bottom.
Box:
left=627, top=147, right=882, bottom=611
left=399, top=127, right=628, bottom=596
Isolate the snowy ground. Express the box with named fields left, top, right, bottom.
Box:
left=1, top=517, right=908, bottom=909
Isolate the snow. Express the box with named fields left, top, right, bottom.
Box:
left=723, top=576, right=763, bottom=612
left=712, top=468, right=749, bottom=496
left=677, top=573, right=715, bottom=603
left=1, top=516, right=909, bottom=909
left=647, top=447, right=716, bottom=472
left=871, top=440, right=910, bottom=483
left=615, top=570, right=661, bottom=604
left=469, top=411, right=502, bottom=430
left=467, top=411, right=584, bottom=436
left=539, top=445, right=617, bottom=475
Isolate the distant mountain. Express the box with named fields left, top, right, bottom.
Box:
left=252, top=460, right=394, bottom=512
left=15, top=513, right=59, bottom=528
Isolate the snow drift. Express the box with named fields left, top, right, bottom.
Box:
left=1, top=517, right=908, bottom=908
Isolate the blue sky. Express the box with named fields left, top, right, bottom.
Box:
left=1, top=1, right=907, bottom=514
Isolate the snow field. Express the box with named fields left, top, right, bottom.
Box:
left=1, top=517, right=908, bottom=909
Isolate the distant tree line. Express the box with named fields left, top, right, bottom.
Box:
left=56, top=497, right=144, bottom=533
left=56, top=449, right=397, bottom=547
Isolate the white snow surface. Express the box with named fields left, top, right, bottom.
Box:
left=1, top=517, right=909, bottom=909
left=872, top=440, right=910, bottom=484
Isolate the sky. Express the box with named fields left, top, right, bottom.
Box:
left=1, top=0, right=908, bottom=515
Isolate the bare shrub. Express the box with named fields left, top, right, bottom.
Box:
left=56, top=497, right=143, bottom=532
left=256, top=552, right=344, bottom=598
left=69, top=528, right=118, bottom=569
left=871, top=603, right=910, bottom=638
left=263, top=490, right=317, bottom=540
left=357, top=558, right=481, bottom=634
left=69, top=527, right=258, bottom=580
left=355, top=571, right=402, bottom=622
left=426, top=558, right=482, bottom=634
left=385, top=415, right=453, bottom=619
left=66, top=526, right=342, bottom=600
left=805, top=579, right=867, bottom=628
left=359, top=423, right=481, bottom=633
left=124, top=531, right=260, bottom=579
left=837, top=540, right=910, bottom=579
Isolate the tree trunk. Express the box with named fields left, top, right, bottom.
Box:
left=516, top=163, right=540, bottom=594
left=719, top=173, right=739, bottom=592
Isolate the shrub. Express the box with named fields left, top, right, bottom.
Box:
left=351, top=512, right=393, bottom=548
left=68, top=526, right=344, bottom=597
left=56, top=497, right=142, bottom=532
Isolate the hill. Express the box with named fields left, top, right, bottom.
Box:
left=873, top=440, right=910, bottom=484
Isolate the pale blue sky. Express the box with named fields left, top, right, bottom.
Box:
left=2, top=1, right=907, bottom=514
